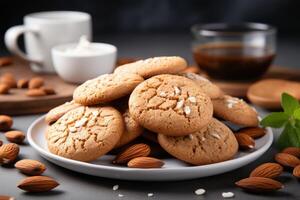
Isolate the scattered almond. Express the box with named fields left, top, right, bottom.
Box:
left=113, top=143, right=151, bottom=164
left=26, top=89, right=47, bottom=97
left=0, top=195, right=14, bottom=200
left=41, top=87, right=56, bottom=95
left=293, top=165, right=300, bottom=178
left=0, top=115, right=13, bottom=131
left=5, top=131, right=25, bottom=144
left=0, top=143, right=19, bottom=164
left=235, top=177, right=283, bottom=192
left=0, top=84, right=9, bottom=94
left=282, top=147, right=300, bottom=158
left=17, top=176, right=59, bottom=192
left=28, top=77, right=44, bottom=89
left=235, top=133, right=255, bottom=150
left=0, top=73, right=16, bottom=88
left=275, top=153, right=300, bottom=168
left=250, top=162, right=283, bottom=178
left=127, top=157, right=164, bottom=168
left=15, top=159, right=46, bottom=175
left=236, top=127, right=266, bottom=139
left=0, top=57, right=13, bottom=67
left=17, top=79, right=29, bottom=89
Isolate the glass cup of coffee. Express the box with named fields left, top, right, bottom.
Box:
left=191, top=23, right=276, bottom=81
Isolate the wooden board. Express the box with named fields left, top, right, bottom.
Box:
left=0, top=58, right=77, bottom=115
left=210, top=66, right=300, bottom=97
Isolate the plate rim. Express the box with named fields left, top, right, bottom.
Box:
left=27, top=115, right=273, bottom=173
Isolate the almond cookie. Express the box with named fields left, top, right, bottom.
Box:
left=73, top=73, right=144, bottom=106
left=213, top=95, right=259, bottom=127
left=45, top=101, right=81, bottom=124
left=46, top=106, right=124, bottom=162
left=114, top=56, right=187, bottom=78
left=129, top=74, right=213, bottom=136
left=158, top=118, right=238, bottom=165
left=114, top=109, right=144, bottom=148
left=180, top=72, right=222, bottom=99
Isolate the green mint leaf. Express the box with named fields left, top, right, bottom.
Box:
left=294, top=108, right=300, bottom=120
left=281, top=93, right=300, bottom=115
left=277, top=123, right=293, bottom=149
left=260, top=112, right=289, bottom=128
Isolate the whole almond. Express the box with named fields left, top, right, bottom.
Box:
left=41, top=87, right=56, bottom=95
left=235, top=133, right=255, bottom=150
left=0, top=195, right=14, bottom=200
left=5, top=131, right=25, bottom=144
left=15, top=159, right=46, bottom=175
left=275, top=153, right=300, bottom=168
left=0, top=73, right=17, bottom=88
left=113, top=143, right=151, bottom=164
left=0, top=84, right=9, bottom=94
left=0, top=115, right=13, bottom=131
left=26, top=89, right=47, bottom=97
left=250, top=163, right=283, bottom=178
left=237, top=127, right=266, bottom=139
left=0, top=143, right=19, bottom=164
left=235, top=177, right=283, bottom=192
left=127, top=157, right=164, bottom=168
left=28, top=77, right=44, bottom=89
left=293, top=165, right=300, bottom=178
left=0, top=57, right=13, bottom=67
left=17, top=79, right=29, bottom=89
left=18, top=176, right=59, bottom=192
left=282, top=147, right=300, bottom=158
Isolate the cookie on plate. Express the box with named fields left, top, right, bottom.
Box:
left=212, top=95, right=259, bottom=127
left=46, top=106, right=124, bottom=162
left=45, top=101, right=81, bottom=124
left=73, top=73, right=144, bottom=106
left=114, top=109, right=144, bottom=148
left=114, top=56, right=187, bottom=78
left=129, top=74, right=213, bottom=136
left=158, top=118, right=238, bottom=165
left=180, top=72, right=222, bottom=99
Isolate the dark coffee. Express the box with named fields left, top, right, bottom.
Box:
left=193, top=43, right=275, bottom=81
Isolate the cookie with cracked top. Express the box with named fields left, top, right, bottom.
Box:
left=46, top=106, right=124, bottom=162
left=114, top=56, right=187, bottom=78
left=129, top=74, right=213, bottom=136
left=212, top=95, right=259, bottom=127
left=73, top=73, right=144, bottom=106
left=158, top=118, right=238, bottom=165
left=180, top=72, right=222, bottom=99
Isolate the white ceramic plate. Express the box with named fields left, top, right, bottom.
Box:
left=28, top=116, right=273, bottom=181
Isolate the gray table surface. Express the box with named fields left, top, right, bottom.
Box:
left=1, top=33, right=300, bottom=200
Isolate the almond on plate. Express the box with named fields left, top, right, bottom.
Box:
left=236, top=127, right=266, bottom=139
left=5, top=131, right=25, bottom=144
left=127, top=157, right=164, bottom=168
left=113, top=143, right=151, bottom=164
left=235, top=133, right=255, bottom=150
left=26, top=88, right=47, bottom=97
left=41, top=87, right=56, bottom=95
left=282, top=147, right=300, bottom=158
left=28, top=77, right=44, bottom=89
left=250, top=162, right=283, bottom=178
left=18, top=176, right=59, bottom=192
left=293, top=165, right=300, bottom=178
left=15, top=159, right=46, bottom=176
left=17, top=79, right=29, bottom=89
left=0, top=115, right=13, bottom=131
left=235, top=177, right=283, bottom=192
left=275, top=153, right=300, bottom=168
left=0, top=84, right=9, bottom=94
left=0, top=73, right=17, bottom=88
left=0, top=143, right=19, bottom=164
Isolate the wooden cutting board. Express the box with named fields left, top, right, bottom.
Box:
left=0, top=58, right=77, bottom=115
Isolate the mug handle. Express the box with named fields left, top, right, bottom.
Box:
left=5, top=25, right=42, bottom=64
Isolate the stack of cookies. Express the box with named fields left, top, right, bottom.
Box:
left=45, top=56, right=259, bottom=166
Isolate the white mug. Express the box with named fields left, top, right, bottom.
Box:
left=5, top=11, right=92, bottom=73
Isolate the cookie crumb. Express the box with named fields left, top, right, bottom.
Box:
left=211, top=133, right=221, bottom=139
left=222, top=192, right=234, bottom=198
left=176, top=99, right=184, bottom=109
left=159, top=91, right=167, bottom=97
left=194, top=188, right=206, bottom=195
left=113, top=185, right=119, bottom=191
left=188, top=96, right=197, bottom=103
left=118, top=194, right=124, bottom=198
left=147, top=193, right=154, bottom=197
left=69, top=127, right=77, bottom=133
left=184, top=106, right=191, bottom=115
left=174, top=86, right=181, bottom=95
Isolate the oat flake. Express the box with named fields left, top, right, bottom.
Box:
left=174, top=86, right=181, bottom=95
left=194, top=188, right=206, bottom=195
left=188, top=96, right=197, bottom=103
left=176, top=99, right=185, bottom=109
left=184, top=106, right=191, bottom=115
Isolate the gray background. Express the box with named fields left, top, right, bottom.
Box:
left=0, top=34, right=300, bottom=199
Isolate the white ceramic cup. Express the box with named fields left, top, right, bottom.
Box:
left=4, top=11, right=92, bottom=73
left=52, top=42, right=117, bottom=83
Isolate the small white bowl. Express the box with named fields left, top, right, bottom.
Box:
left=51, top=43, right=117, bottom=83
